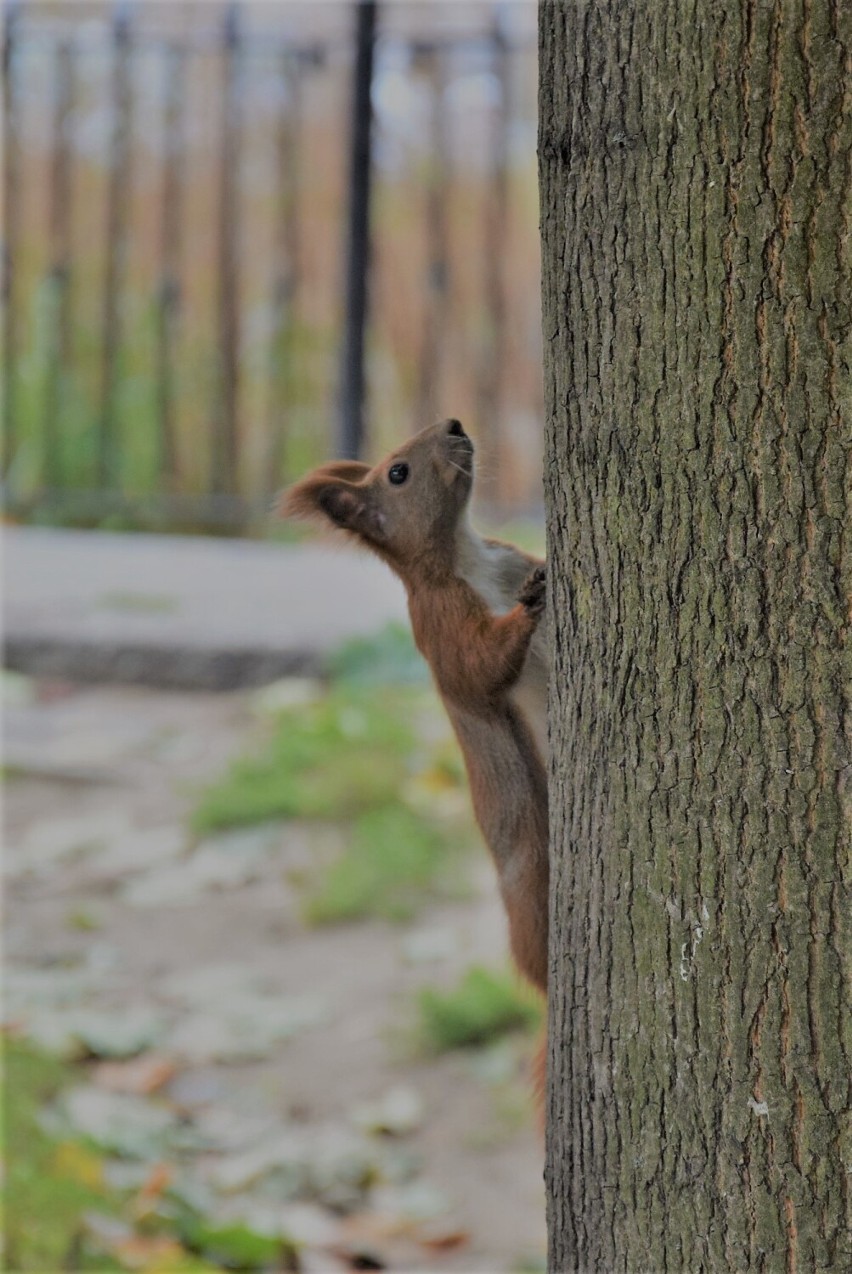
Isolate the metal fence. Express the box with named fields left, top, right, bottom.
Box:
left=1, top=1, right=543, bottom=533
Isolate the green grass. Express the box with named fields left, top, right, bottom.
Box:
left=328, top=622, right=429, bottom=688
left=193, top=686, right=417, bottom=833
left=177, top=1218, right=297, bottom=1270
left=3, top=1036, right=121, bottom=1270
left=2, top=1036, right=267, bottom=1271
left=417, top=967, right=542, bottom=1052
left=303, top=803, right=467, bottom=925
left=193, top=644, right=476, bottom=924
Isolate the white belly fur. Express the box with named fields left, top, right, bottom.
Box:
left=455, top=520, right=548, bottom=765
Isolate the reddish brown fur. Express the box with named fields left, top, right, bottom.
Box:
left=282, top=420, right=549, bottom=994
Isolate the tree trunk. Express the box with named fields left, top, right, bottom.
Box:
left=538, top=3, right=849, bottom=1271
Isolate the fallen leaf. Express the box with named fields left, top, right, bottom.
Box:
left=122, top=827, right=283, bottom=907
left=328, top=1248, right=387, bottom=1272
left=58, top=1086, right=176, bottom=1160
left=189, top=1105, right=282, bottom=1155
left=417, top=1225, right=470, bottom=1252
left=93, top=1053, right=176, bottom=1095
left=334, top=1213, right=407, bottom=1246
left=11, top=809, right=133, bottom=876
left=112, top=1235, right=185, bottom=1270
left=277, top=1203, right=340, bottom=1247
left=67, top=907, right=102, bottom=932
left=51, top=1140, right=104, bottom=1190
left=205, top=1132, right=308, bottom=1193
left=133, top=1161, right=174, bottom=1214
left=87, top=825, right=186, bottom=880
left=370, top=1181, right=451, bottom=1222
left=73, top=1008, right=165, bottom=1060
left=165, top=993, right=329, bottom=1064
left=3, top=965, right=98, bottom=1018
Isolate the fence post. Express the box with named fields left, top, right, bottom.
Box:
left=478, top=19, right=510, bottom=499
left=415, top=40, right=450, bottom=427
left=338, top=0, right=378, bottom=461
left=157, top=39, right=186, bottom=488
left=98, top=0, right=133, bottom=491
left=266, top=47, right=303, bottom=486
left=2, top=0, right=21, bottom=480
left=212, top=1, right=242, bottom=506
left=43, top=37, right=75, bottom=491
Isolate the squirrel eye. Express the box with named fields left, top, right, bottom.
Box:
left=388, top=462, right=409, bottom=486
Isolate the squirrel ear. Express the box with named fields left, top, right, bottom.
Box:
left=279, top=462, right=386, bottom=543
left=318, top=485, right=386, bottom=540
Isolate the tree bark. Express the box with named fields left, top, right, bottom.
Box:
left=539, top=3, right=849, bottom=1271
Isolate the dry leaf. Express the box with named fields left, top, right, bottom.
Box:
left=417, top=1225, right=470, bottom=1252
left=93, top=1053, right=176, bottom=1095
left=112, top=1235, right=184, bottom=1270
left=133, top=1162, right=174, bottom=1218
left=51, top=1140, right=104, bottom=1190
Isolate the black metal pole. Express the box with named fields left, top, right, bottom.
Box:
left=213, top=1, right=241, bottom=501
left=338, top=0, right=377, bottom=461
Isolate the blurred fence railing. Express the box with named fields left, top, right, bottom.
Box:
left=1, top=1, right=543, bottom=533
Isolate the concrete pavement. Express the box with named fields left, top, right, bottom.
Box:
left=3, top=527, right=408, bottom=688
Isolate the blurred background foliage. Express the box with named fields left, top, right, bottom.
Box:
left=3, top=0, right=543, bottom=532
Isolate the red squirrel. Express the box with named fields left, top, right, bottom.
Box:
left=282, top=419, right=549, bottom=993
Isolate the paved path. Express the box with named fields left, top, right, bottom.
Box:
left=3, top=527, right=408, bottom=688
left=4, top=679, right=545, bottom=1271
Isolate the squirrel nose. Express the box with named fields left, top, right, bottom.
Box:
left=446, top=419, right=466, bottom=438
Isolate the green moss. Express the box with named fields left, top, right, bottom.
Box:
left=193, top=687, right=418, bottom=832
left=417, top=967, right=542, bottom=1052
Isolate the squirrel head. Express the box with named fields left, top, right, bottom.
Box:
left=281, top=418, right=474, bottom=577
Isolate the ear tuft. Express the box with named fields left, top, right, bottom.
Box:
left=278, top=483, right=317, bottom=521
left=279, top=461, right=370, bottom=522
left=279, top=461, right=385, bottom=544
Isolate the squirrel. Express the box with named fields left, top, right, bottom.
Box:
left=282, top=418, right=549, bottom=994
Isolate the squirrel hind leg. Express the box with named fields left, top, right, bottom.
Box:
left=501, top=834, right=549, bottom=995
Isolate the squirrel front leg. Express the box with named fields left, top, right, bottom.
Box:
left=428, top=566, right=546, bottom=706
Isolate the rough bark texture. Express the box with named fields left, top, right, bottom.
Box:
left=539, top=2, right=850, bottom=1271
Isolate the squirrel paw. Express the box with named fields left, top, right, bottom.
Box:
left=518, top=565, right=546, bottom=618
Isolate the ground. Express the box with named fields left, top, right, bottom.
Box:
left=3, top=671, right=546, bottom=1272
